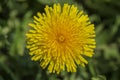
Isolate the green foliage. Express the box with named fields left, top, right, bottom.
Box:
left=0, top=0, right=120, bottom=80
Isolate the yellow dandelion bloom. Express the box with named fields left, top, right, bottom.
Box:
left=26, top=3, right=96, bottom=74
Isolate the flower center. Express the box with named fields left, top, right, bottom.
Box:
left=58, top=35, right=65, bottom=42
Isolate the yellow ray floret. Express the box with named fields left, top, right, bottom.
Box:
left=26, top=3, right=96, bottom=74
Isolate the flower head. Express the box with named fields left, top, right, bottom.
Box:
left=26, top=3, right=96, bottom=74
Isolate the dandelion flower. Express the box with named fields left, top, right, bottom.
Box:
left=26, top=3, right=96, bottom=74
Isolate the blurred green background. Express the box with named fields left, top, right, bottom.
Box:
left=0, top=0, right=120, bottom=80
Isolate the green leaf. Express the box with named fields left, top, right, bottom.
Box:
left=0, top=76, right=4, bottom=80
left=91, top=75, right=106, bottom=80
left=37, top=0, right=74, bottom=5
